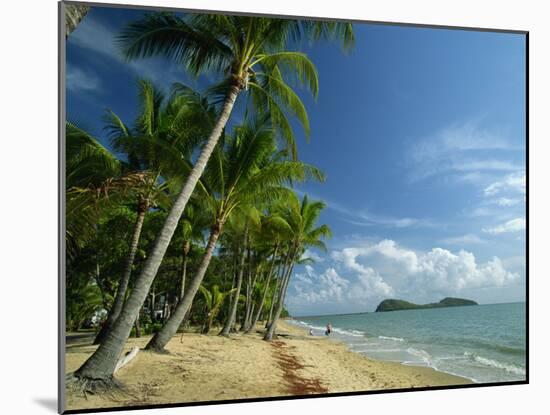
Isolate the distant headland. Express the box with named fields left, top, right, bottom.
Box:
left=375, top=297, right=478, bottom=312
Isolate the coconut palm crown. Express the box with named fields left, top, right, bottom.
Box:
left=118, top=12, right=354, bottom=158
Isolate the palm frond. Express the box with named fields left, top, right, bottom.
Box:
left=118, top=12, right=233, bottom=76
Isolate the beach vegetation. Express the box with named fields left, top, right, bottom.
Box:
left=66, top=11, right=353, bottom=391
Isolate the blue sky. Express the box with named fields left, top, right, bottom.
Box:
left=67, top=6, right=526, bottom=316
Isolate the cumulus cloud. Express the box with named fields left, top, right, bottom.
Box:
left=290, top=267, right=350, bottom=305
left=483, top=218, right=526, bottom=234
left=288, top=240, right=519, bottom=313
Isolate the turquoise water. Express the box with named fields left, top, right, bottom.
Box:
left=290, top=302, right=526, bottom=384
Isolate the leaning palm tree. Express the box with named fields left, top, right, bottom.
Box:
left=145, top=116, right=324, bottom=352
left=72, top=15, right=352, bottom=388
left=94, top=79, right=214, bottom=344
left=264, top=193, right=331, bottom=340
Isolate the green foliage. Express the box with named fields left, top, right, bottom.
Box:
left=65, top=14, right=353, bottom=336
left=280, top=308, right=291, bottom=318
left=119, top=13, right=354, bottom=159
left=66, top=277, right=104, bottom=332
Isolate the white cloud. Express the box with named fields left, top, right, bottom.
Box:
left=69, top=16, right=120, bottom=60
left=301, top=249, right=325, bottom=263
left=409, top=120, right=523, bottom=182
left=295, top=189, right=434, bottom=230
left=484, top=171, right=526, bottom=196
left=288, top=239, right=519, bottom=313
left=494, top=197, right=522, bottom=207
left=451, top=160, right=521, bottom=172
left=346, top=211, right=436, bottom=229
left=68, top=14, right=187, bottom=91
left=66, top=66, right=103, bottom=93
left=468, top=207, right=493, bottom=217
left=441, top=234, right=486, bottom=245
left=290, top=267, right=350, bottom=305
left=483, top=218, right=526, bottom=234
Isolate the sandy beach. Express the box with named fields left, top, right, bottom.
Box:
left=65, top=321, right=471, bottom=411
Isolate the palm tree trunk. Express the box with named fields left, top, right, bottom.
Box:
left=241, top=251, right=253, bottom=330
left=94, top=200, right=147, bottom=345
left=150, top=290, right=156, bottom=322
left=267, top=248, right=291, bottom=327
left=202, top=313, right=214, bottom=334
left=74, top=85, right=240, bottom=383
left=179, top=241, right=190, bottom=301
left=264, top=248, right=296, bottom=341
left=145, top=222, right=222, bottom=352
left=220, top=226, right=249, bottom=336
left=65, top=4, right=90, bottom=37
left=242, top=261, right=262, bottom=331
left=225, top=254, right=238, bottom=313
left=134, top=318, right=141, bottom=338
left=246, top=244, right=279, bottom=334
left=267, top=278, right=279, bottom=325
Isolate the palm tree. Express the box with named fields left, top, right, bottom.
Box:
left=72, top=14, right=352, bottom=387
left=219, top=207, right=258, bottom=336
left=264, top=193, right=331, bottom=340
left=199, top=284, right=236, bottom=334
left=94, top=80, right=209, bottom=344
left=244, top=212, right=289, bottom=333
left=145, top=116, right=323, bottom=352
left=65, top=122, right=122, bottom=260
left=65, top=3, right=90, bottom=37
left=176, top=202, right=210, bottom=302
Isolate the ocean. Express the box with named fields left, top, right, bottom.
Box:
left=289, top=302, right=526, bottom=384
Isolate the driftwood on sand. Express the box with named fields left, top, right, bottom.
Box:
left=114, top=346, right=139, bottom=374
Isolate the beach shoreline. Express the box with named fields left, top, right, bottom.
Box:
left=282, top=318, right=478, bottom=384
left=65, top=320, right=471, bottom=411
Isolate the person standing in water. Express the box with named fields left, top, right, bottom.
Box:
left=325, top=322, right=332, bottom=336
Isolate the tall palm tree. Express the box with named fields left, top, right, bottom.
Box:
left=264, top=193, right=331, bottom=340
left=72, top=14, right=352, bottom=387
left=176, top=201, right=210, bottom=302
left=145, top=116, right=323, bottom=352
left=219, top=207, right=259, bottom=336
left=244, top=211, right=289, bottom=333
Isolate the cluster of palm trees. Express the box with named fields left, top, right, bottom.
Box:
left=66, top=9, right=354, bottom=391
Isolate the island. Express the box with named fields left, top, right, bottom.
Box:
left=375, top=297, right=478, bottom=312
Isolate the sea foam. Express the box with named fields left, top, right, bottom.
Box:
left=378, top=335, right=405, bottom=342
left=465, top=352, right=526, bottom=376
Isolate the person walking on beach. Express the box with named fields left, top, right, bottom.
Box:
left=325, top=322, right=332, bottom=336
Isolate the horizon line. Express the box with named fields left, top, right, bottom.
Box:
left=291, top=300, right=526, bottom=318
